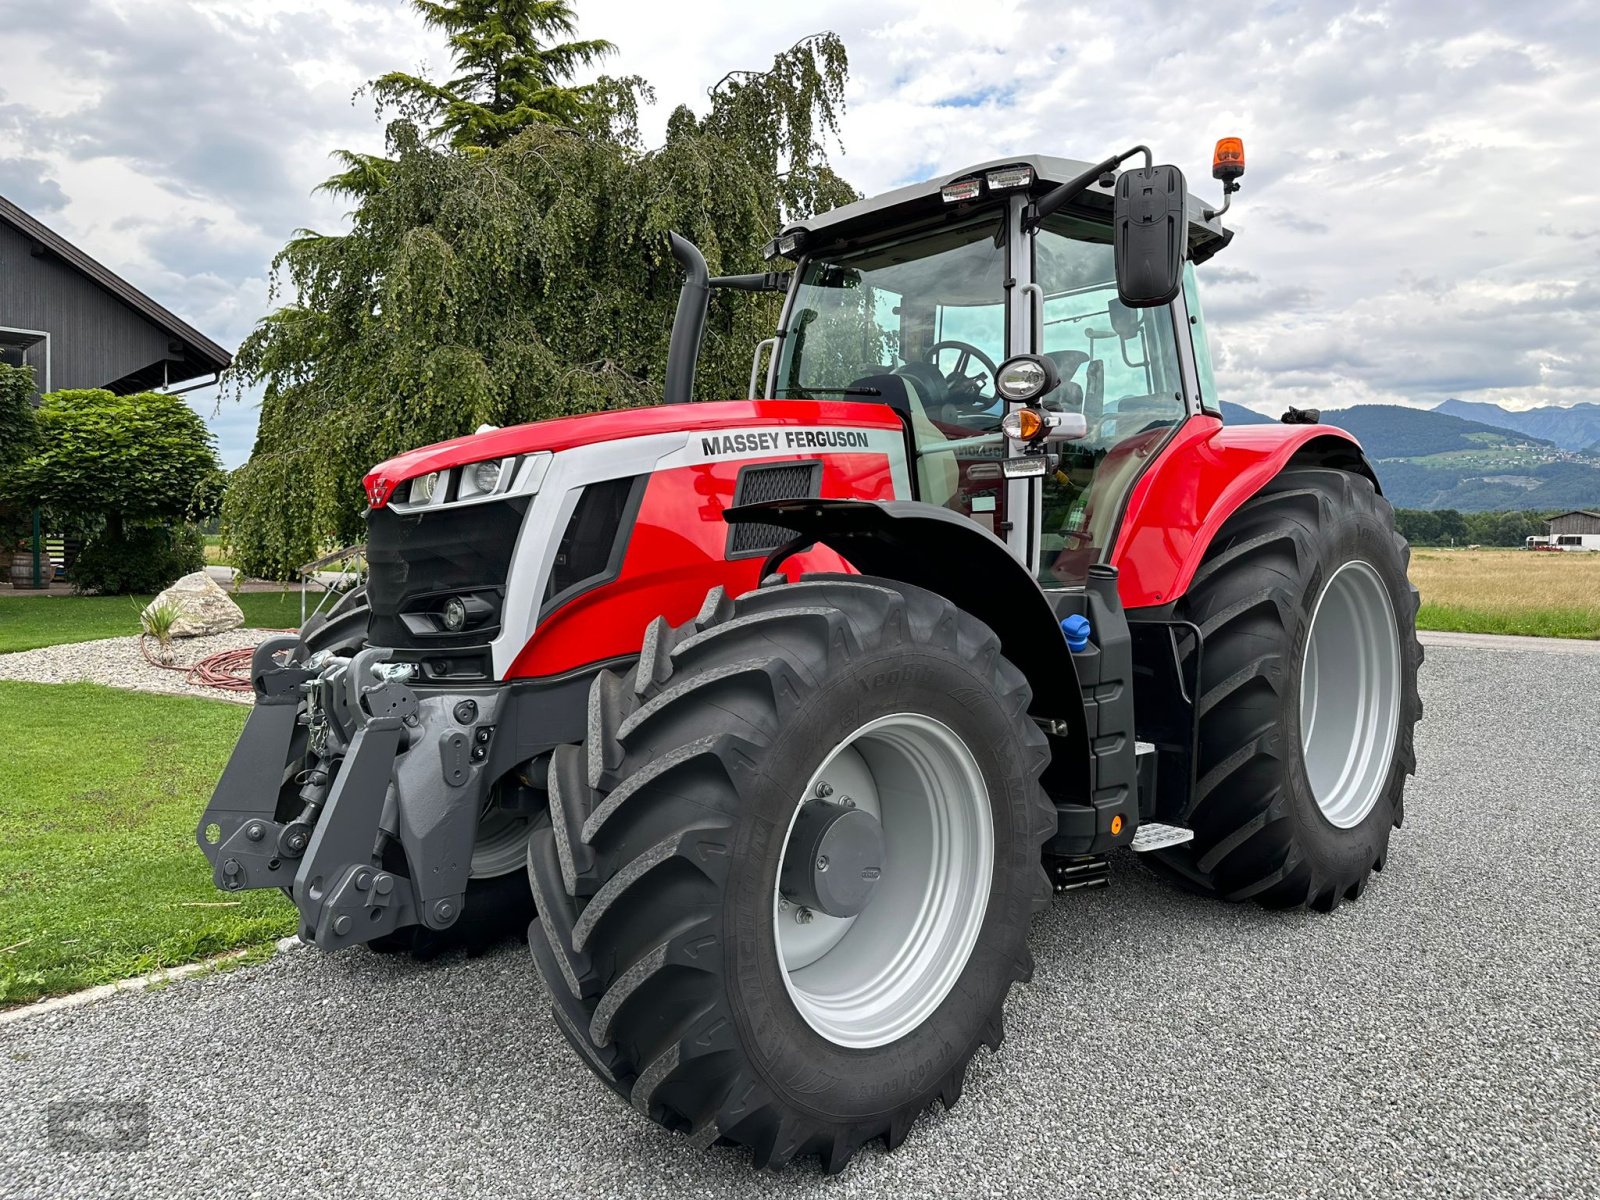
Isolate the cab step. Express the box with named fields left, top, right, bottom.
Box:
left=1130, top=822, right=1195, bottom=853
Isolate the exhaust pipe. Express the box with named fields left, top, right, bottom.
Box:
left=664, top=232, right=709, bottom=405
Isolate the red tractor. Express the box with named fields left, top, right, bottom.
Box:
left=199, top=141, right=1422, bottom=1171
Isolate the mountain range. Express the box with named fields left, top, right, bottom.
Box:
left=1216, top=401, right=1600, bottom=512
left=1432, top=399, right=1600, bottom=454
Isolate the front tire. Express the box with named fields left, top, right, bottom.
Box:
left=1153, top=467, right=1423, bottom=909
left=526, top=577, right=1055, bottom=1170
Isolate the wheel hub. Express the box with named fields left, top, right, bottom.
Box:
left=778, top=800, right=885, bottom=918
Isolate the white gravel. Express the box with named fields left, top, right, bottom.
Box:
left=0, top=628, right=282, bottom=704
left=0, top=643, right=1596, bottom=1198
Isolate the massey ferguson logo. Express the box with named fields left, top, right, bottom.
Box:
left=698, top=428, right=872, bottom=458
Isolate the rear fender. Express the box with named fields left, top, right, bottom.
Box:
left=1111, top=415, right=1380, bottom=609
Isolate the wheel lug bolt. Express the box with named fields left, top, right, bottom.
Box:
left=779, top=898, right=790, bottom=912
left=795, top=907, right=814, bottom=925
left=816, top=855, right=829, bottom=871
left=814, top=782, right=833, bottom=798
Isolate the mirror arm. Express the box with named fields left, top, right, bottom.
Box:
left=1024, top=145, right=1152, bottom=233
left=710, top=272, right=791, bottom=293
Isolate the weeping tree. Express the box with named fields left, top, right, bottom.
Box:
left=224, top=31, right=854, bottom=578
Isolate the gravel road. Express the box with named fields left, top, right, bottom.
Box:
left=1, top=641, right=1596, bottom=1199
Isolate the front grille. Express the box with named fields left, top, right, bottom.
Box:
left=366, top=497, right=529, bottom=648
left=728, top=462, right=822, bottom=556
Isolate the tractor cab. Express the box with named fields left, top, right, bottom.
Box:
left=759, top=151, right=1234, bottom=589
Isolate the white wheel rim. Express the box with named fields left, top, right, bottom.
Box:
left=774, top=713, right=993, bottom=1049
left=1299, top=560, right=1402, bottom=829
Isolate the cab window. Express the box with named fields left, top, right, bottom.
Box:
left=774, top=217, right=1012, bottom=532
left=1032, top=214, right=1187, bottom=587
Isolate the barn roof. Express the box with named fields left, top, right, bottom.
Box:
left=0, top=193, right=231, bottom=389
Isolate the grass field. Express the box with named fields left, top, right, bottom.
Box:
left=1409, top=548, right=1600, bottom=639
left=0, top=682, right=293, bottom=1006
left=0, top=590, right=304, bottom=654
left=202, top=534, right=234, bottom=567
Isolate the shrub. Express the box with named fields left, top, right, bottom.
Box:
left=140, top=599, right=181, bottom=663
left=0, top=363, right=39, bottom=547
left=71, top=525, right=206, bottom=595
left=9, top=388, right=220, bottom=544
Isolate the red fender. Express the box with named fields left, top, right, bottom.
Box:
left=1110, top=414, right=1379, bottom=609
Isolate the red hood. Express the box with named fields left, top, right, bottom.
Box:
left=363, top=399, right=904, bottom=507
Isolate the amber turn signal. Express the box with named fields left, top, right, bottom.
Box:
left=1213, top=137, right=1245, bottom=183
left=1111, top=815, right=1124, bottom=836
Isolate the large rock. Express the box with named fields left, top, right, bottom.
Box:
left=143, top=571, right=245, bottom=638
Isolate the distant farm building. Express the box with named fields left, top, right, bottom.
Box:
left=1527, top=510, right=1600, bottom=551
left=0, top=193, right=231, bottom=394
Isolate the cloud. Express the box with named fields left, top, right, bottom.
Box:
left=1, top=0, right=1598, bottom=472
left=0, top=156, right=69, bottom=213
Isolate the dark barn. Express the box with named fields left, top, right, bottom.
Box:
left=0, top=193, right=231, bottom=393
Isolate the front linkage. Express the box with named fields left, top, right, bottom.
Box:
left=196, top=637, right=503, bottom=950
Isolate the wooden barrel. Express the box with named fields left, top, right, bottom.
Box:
left=9, top=551, right=45, bottom=588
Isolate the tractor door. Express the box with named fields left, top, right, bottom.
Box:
left=1026, top=213, right=1191, bottom=588
left=772, top=216, right=1016, bottom=542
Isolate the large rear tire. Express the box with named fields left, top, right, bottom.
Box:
left=1152, top=467, right=1422, bottom=909
left=527, top=576, right=1055, bottom=1171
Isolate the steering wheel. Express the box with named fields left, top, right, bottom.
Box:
left=926, top=340, right=1000, bottom=413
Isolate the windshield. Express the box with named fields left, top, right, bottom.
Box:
left=775, top=216, right=1012, bottom=533
left=1032, top=214, right=1187, bottom=587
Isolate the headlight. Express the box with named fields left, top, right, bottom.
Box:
left=472, top=459, right=503, bottom=493
left=995, top=354, right=1059, bottom=403
left=413, top=471, right=440, bottom=503
left=442, top=596, right=468, bottom=633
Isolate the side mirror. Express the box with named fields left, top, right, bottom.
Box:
left=1113, top=163, right=1187, bottom=309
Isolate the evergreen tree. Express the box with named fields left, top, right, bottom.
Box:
left=369, top=0, right=616, bottom=150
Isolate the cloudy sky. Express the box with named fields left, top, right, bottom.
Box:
left=3, top=0, right=1598, bottom=466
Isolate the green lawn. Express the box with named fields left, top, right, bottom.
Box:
left=0, top=682, right=295, bottom=1006
left=0, top=590, right=306, bottom=654
left=1416, top=603, right=1600, bottom=640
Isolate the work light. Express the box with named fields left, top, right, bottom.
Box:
left=994, top=354, right=1060, bottom=403
left=986, top=165, right=1033, bottom=190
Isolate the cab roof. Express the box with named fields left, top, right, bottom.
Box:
left=783, top=153, right=1232, bottom=263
